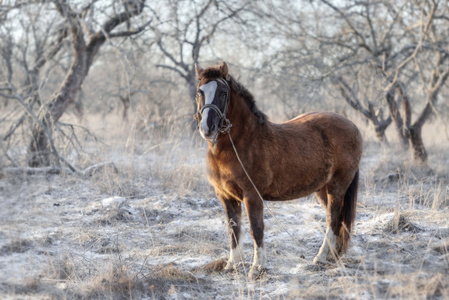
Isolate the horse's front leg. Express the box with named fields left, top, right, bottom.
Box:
left=243, top=194, right=266, bottom=278
left=218, top=194, right=244, bottom=270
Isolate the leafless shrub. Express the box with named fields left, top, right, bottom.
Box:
left=384, top=212, right=423, bottom=234
left=201, top=258, right=227, bottom=274
left=81, top=263, right=147, bottom=299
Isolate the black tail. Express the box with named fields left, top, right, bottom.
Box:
left=340, top=169, right=359, bottom=252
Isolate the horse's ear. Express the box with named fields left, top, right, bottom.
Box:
left=220, top=62, right=228, bottom=79
left=195, top=64, right=203, bottom=78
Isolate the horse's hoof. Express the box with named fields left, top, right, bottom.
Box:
left=248, top=266, right=268, bottom=280
left=312, top=256, right=326, bottom=265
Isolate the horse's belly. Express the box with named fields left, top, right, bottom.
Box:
left=263, top=165, right=330, bottom=201
left=264, top=182, right=321, bottom=201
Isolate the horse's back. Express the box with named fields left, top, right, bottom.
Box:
left=287, top=111, right=353, bottom=127
left=286, top=112, right=361, bottom=144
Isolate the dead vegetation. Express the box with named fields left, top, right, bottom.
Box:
left=0, top=118, right=448, bottom=299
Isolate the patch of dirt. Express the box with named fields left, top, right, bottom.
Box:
left=0, top=239, right=33, bottom=255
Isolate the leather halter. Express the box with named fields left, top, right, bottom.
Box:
left=195, top=78, right=232, bottom=144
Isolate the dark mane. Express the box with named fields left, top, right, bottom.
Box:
left=228, top=75, right=266, bottom=124
left=198, top=66, right=266, bottom=124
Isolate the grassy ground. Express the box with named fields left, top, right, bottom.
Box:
left=0, top=114, right=448, bottom=299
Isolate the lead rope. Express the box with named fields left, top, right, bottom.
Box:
left=226, top=130, right=296, bottom=242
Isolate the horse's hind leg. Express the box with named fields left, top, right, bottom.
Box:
left=315, top=188, right=328, bottom=207
left=313, top=185, right=344, bottom=264
left=218, top=194, right=244, bottom=270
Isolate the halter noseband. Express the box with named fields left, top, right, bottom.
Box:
left=195, top=78, right=232, bottom=144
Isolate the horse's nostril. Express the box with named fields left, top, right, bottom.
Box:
left=210, top=124, right=217, bottom=132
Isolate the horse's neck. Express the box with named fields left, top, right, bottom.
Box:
left=237, top=91, right=269, bottom=127
left=212, top=93, right=266, bottom=153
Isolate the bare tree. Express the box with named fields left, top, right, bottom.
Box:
left=381, top=0, right=449, bottom=162
left=0, top=0, right=150, bottom=167
left=265, top=0, right=449, bottom=163
left=386, top=49, right=449, bottom=162
left=327, top=0, right=449, bottom=162
left=147, top=0, right=249, bottom=118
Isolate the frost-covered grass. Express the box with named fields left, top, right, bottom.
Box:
left=0, top=115, right=449, bottom=299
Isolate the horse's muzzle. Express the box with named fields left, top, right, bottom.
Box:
left=199, top=122, right=218, bottom=141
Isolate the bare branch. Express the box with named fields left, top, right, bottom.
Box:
left=414, top=63, right=449, bottom=129
left=334, top=76, right=372, bottom=120
left=89, top=0, right=146, bottom=44
left=108, top=20, right=152, bottom=38
left=320, top=0, right=372, bottom=53
left=156, top=64, right=188, bottom=80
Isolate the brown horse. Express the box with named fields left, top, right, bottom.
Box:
left=194, top=62, right=363, bottom=278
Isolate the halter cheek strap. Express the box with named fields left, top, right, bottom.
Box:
left=195, top=78, right=232, bottom=144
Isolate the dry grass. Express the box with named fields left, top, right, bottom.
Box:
left=1, top=113, right=449, bottom=299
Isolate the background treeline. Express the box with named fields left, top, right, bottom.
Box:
left=1, top=0, right=448, bottom=169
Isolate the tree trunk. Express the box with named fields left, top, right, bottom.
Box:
left=408, top=125, right=427, bottom=163
left=385, top=87, right=409, bottom=149
left=188, top=72, right=198, bottom=132
left=373, top=119, right=391, bottom=144
left=120, top=96, right=130, bottom=121
left=386, top=85, right=428, bottom=164
left=28, top=119, right=51, bottom=167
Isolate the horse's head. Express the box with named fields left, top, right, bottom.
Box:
left=194, top=62, right=231, bottom=143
